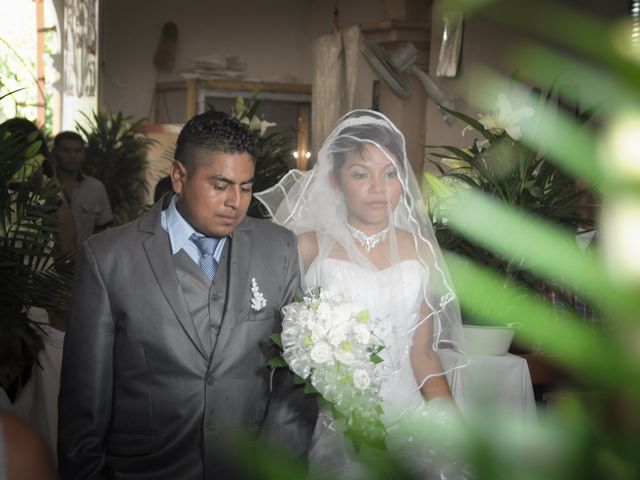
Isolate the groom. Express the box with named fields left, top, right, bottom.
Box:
left=58, top=111, right=317, bottom=479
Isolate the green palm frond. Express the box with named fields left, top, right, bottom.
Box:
left=78, top=111, right=155, bottom=225
left=0, top=119, right=72, bottom=397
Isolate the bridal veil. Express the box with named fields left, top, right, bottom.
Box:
left=256, top=109, right=467, bottom=388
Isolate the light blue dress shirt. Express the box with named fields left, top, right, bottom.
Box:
left=160, top=195, right=226, bottom=267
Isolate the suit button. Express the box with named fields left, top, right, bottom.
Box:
left=206, top=374, right=215, bottom=385
left=212, top=325, right=220, bottom=335
left=211, top=294, right=220, bottom=301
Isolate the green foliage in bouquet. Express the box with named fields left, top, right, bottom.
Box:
left=230, top=91, right=291, bottom=219
left=77, top=111, right=155, bottom=225
left=0, top=105, right=71, bottom=399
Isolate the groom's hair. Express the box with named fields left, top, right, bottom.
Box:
left=175, top=110, right=258, bottom=172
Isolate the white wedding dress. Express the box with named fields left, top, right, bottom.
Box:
left=305, top=258, right=463, bottom=479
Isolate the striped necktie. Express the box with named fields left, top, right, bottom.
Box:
left=190, top=233, right=220, bottom=280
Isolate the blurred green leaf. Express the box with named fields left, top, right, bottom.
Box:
left=270, top=332, right=282, bottom=349
left=446, top=188, right=639, bottom=321
left=79, top=110, right=155, bottom=225
left=445, top=251, right=640, bottom=393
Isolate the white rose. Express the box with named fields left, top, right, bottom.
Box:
left=319, top=289, right=335, bottom=301
left=334, top=349, right=354, bottom=365
left=315, top=302, right=332, bottom=323
left=352, top=323, right=371, bottom=344
left=353, top=369, right=371, bottom=390
left=308, top=318, right=329, bottom=342
left=310, top=342, right=333, bottom=364
left=335, top=303, right=356, bottom=319
left=326, top=321, right=349, bottom=347
left=312, top=304, right=347, bottom=345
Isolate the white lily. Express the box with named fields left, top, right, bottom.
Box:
left=252, top=116, right=276, bottom=136
left=478, top=93, right=535, bottom=141
left=240, top=115, right=276, bottom=136
left=438, top=157, right=473, bottom=170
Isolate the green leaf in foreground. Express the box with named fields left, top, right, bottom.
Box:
left=446, top=188, right=640, bottom=324
left=444, top=251, right=640, bottom=394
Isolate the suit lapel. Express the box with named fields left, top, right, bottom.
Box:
left=140, top=199, right=209, bottom=360
left=211, top=218, right=252, bottom=362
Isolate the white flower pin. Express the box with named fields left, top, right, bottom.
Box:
left=250, top=277, right=267, bottom=311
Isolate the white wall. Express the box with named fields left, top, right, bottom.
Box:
left=424, top=0, right=630, bottom=161
left=99, top=0, right=385, bottom=121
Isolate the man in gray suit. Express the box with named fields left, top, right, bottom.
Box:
left=58, top=111, right=317, bottom=479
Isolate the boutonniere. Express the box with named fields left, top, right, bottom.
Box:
left=250, top=277, right=267, bottom=311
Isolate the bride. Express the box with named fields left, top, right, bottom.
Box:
left=257, top=110, right=468, bottom=478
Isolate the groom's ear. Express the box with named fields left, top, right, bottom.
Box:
left=170, top=161, right=187, bottom=194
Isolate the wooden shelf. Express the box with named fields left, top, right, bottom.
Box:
left=156, top=79, right=311, bottom=94
left=152, top=78, right=312, bottom=170
left=154, top=79, right=311, bottom=121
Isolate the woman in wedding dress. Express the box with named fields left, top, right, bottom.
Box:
left=257, top=110, right=468, bottom=479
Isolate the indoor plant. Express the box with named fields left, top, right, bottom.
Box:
left=229, top=91, right=291, bottom=219
left=77, top=111, right=155, bottom=225
left=0, top=109, right=71, bottom=400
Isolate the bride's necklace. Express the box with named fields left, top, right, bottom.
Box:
left=346, top=223, right=389, bottom=253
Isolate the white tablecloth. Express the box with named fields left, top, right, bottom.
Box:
left=439, top=350, right=537, bottom=420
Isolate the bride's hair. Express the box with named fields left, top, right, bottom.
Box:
left=330, top=123, right=406, bottom=175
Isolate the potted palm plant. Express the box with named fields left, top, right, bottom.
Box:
left=0, top=113, right=72, bottom=400
left=425, top=82, right=595, bottom=353
left=77, top=111, right=155, bottom=225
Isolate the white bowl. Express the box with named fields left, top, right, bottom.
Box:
left=463, top=325, right=515, bottom=356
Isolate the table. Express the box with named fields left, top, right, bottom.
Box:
left=439, top=350, right=537, bottom=420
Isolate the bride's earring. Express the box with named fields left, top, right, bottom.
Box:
left=336, top=190, right=343, bottom=206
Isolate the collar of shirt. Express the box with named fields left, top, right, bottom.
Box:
left=55, top=170, right=86, bottom=183
left=161, top=194, right=226, bottom=265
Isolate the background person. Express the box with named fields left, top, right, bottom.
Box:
left=52, top=131, right=112, bottom=246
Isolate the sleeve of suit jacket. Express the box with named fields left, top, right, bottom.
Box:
left=258, top=229, right=318, bottom=457
left=58, top=241, right=114, bottom=479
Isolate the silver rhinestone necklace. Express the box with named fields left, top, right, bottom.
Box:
left=346, top=223, right=389, bottom=253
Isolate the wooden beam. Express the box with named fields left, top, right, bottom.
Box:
left=35, top=0, right=46, bottom=127
left=296, top=103, right=311, bottom=170
left=156, top=79, right=311, bottom=96
left=185, top=79, right=197, bottom=120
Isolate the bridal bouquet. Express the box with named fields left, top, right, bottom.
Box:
left=270, top=288, right=386, bottom=449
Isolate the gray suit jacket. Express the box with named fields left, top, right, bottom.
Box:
left=58, top=197, right=317, bottom=479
